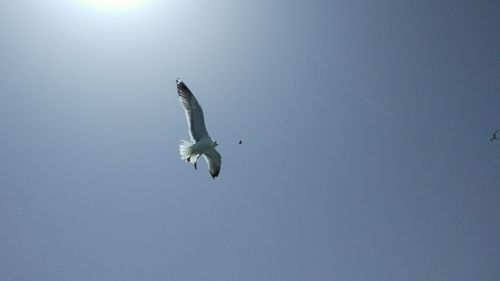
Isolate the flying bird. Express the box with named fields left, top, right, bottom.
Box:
left=490, top=129, right=499, bottom=142
left=176, top=78, right=221, bottom=179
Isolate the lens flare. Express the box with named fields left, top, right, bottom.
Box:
left=78, top=0, right=152, bottom=12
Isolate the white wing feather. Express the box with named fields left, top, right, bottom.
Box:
left=203, top=148, right=221, bottom=179
left=177, top=79, right=210, bottom=141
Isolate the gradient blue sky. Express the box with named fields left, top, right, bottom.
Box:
left=1, top=0, right=499, bottom=280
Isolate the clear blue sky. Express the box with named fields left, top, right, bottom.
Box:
left=1, top=0, right=499, bottom=280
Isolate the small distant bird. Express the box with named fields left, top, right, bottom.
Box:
left=177, top=78, right=221, bottom=179
left=490, top=129, right=499, bottom=142
left=238, top=140, right=242, bottom=144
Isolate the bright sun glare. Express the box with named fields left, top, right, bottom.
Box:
left=79, top=0, right=151, bottom=12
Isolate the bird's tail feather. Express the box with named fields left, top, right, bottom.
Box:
left=179, top=140, right=198, bottom=163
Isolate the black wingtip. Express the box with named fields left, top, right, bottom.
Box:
left=176, top=79, right=190, bottom=95
left=210, top=170, right=220, bottom=179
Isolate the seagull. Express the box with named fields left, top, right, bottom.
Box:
left=176, top=78, right=221, bottom=179
left=490, top=129, right=499, bottom=142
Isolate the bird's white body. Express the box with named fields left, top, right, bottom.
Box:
left=191, top=138, right=217, bottom=155
left=179, top=138, right=217, bottom=163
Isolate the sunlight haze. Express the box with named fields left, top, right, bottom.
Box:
left=77, top=0, right=153, bottom=12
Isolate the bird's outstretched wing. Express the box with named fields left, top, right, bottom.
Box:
left=203, top=148, right=221, bottom=179
left=177, top=79, right=210, bottom=141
